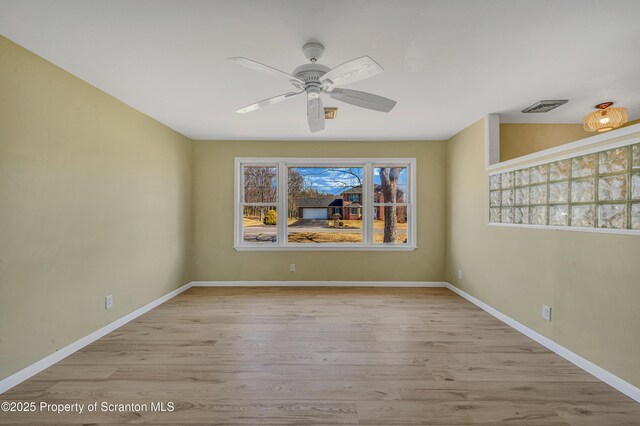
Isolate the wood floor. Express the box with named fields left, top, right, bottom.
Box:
left=1, top=287, right=639, bottom=424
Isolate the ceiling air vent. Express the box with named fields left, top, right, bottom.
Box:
left=521, top=100, right=568, bottom=113
left=324, top=107, right=337, bottom=119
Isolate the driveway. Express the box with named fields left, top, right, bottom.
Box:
left=244, top=226, right=405, bottom=234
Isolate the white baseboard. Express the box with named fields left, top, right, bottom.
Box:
left=444, top=283, right=640, bottom=404
left=191, top=280, right=447, bottom=287
left=0, top=281, right=193, bottom=394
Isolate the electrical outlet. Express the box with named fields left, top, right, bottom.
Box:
left=457, top=270, right=463, bottom=280
left=105, top=295, right=113, bottom=310
left=542, top=304, right=551, bottom=321
left=290, top=264, right=296, bottom=272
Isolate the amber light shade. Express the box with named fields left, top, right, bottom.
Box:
left=583, top=106, right=628, bottom=132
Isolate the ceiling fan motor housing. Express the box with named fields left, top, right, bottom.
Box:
left=302, top=42, right=325, bottom=62
left=292, top=63, right=330, bottom=92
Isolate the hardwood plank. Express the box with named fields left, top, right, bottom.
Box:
left=396, top=380, right=640, bottom=403
left=43, top=379, right=401, bottom=401
left=356, top=399, right=640, bottom=425
left=1, top=400, right=359, bottom=425
left=62, top=350, right=315, bottom=365
left=103, top=363, right=437, bottom=382
left=83, top=338, right=549, bottom=354
left=107, top=327, right=378, bottom=342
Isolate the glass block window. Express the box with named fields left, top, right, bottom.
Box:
left=489, top=143, right=640, bottom=231
left=572, top=154, right=596, bottom=178
left=632, top=204, right=640, bottom=230
left=530, top=164, right=548, bottom=184
left=633, top=145, right=640, bottom=169
left=550, top=160, right=571, bottom=181
left=515, top=169, right=530, bottom=186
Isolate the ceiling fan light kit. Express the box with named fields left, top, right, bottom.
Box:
left=229, top=42, right=396, bottom=133
left=583, top=102, right=628, bottom=132
left=324, top=107, right=338, bottom=120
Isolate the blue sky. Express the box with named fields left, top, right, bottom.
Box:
left=373, top=167, right=407, bottom=188
left=291, top=167, right=407, bottom=195
left=293, top=167, right=362, bottom=194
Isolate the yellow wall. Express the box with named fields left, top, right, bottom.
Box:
left=0, top=36, right=193, bottom=379
left=445, top=119, right=640, bottom=387
left=500, top=123, right=592, bottom=161
left=192, top=140, right=446, bottom=282
left=500, top=120, right=640, bottom=162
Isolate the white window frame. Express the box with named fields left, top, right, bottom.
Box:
left=234, top=157, right=417, bottom=251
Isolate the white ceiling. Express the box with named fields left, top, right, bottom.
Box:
left=1, top=0, right=639, bottom=140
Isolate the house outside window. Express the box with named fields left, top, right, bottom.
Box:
left=235, top=158, right=416, bottom=251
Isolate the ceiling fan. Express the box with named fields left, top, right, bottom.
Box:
left=229, top=42, right=397, bottom=133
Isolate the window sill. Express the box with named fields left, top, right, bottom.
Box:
left=488, top=222, right=640, bottom=236
left=234, top=244, right=418, bottom=252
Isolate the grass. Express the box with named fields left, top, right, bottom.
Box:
left=373, top=233, right=407, bottom=243
left=287, top=219, right=408, bottom=230
left=243, top=217, right=297, bottom=227
left=288, top=232, right=363, bottom=243
left=288, top=231, right=407, bottom=244
left=340, top=220, right=408, bottom=230
left=243, top=217, right=265, bottom=227
left=244, top=217, right=408, bottom=244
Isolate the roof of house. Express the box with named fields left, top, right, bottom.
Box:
left=340, top=185, right=403, bottom=196
left=295, top=197, right=337, bottom=208
left=340, top=186, right=362, bottom=195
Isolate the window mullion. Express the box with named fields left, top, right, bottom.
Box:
left=277, top=162, right=287, bottom=246
left=409, top=161, right=417, bottom=246
left=363, top=162, right=373, bottom=245
left=235, top=160, right=242, bottom=247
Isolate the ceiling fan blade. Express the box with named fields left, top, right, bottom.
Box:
left=235, top=91, right=303, bottom=113
left=320, top=56, right=383, bottom=89
left=307, top=94, right=325, bottom=133
left=228, top=57, right=305, bottom=89
left=329, top=88, right=396, bottom=112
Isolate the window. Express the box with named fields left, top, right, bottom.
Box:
left=241, top=165, right=277, bottom=243
left=489, top=142, right=640, bottom=233
left=235, top=158, right=416, bottom=250
left=374, top=166, right=409, bottom=244
left=288, top=166, right=363, bottom=243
